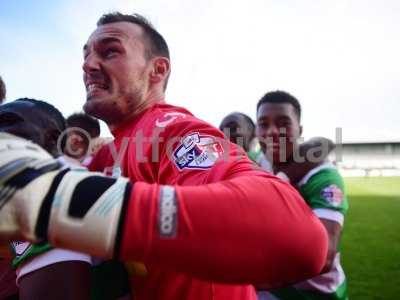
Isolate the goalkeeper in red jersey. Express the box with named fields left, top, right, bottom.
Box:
left=0, top=12, right=328, bottom=300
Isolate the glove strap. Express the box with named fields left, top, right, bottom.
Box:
left=47, top=171, right=132, bottom=258
left=35, top=169, right=69, bottom=239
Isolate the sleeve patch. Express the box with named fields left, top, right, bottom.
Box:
left=173, top=132, right=224, bottom=171
left=320, top=184, right=344, bottom=206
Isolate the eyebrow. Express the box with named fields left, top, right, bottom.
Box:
left=257, top=115, right=292, bottom=121
left=276, top=115, right=293, bottom=121
left=83, top=37, right=122, bottom=52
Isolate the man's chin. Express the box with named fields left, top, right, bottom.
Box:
left=83, top=97, right=121, bottom=124
left=85, top=93, right=104, bottom=104
left=83, top=98, right=104, bottom=118
left=83, top=100, right=94, bottom=114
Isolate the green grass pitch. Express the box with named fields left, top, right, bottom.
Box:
left=342, top=177, right=400, bottom=299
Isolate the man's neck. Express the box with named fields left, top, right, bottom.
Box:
left=107, top=93, right=166, bottom=132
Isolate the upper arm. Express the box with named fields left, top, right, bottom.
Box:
left=318, top=218, right=342, bottom=273
left=11, top=243, right=92, bottom=300
left=19, top=261, right=91, bottom=300
left=319, top=218, right=342, bottom=244
left=299, top=168, right=348, bottom=272
left=299, top=168, right=349, bottom=217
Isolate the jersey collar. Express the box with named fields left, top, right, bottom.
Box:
left=297, top=161, right=336, bottom=187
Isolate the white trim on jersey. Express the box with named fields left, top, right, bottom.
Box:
left=297, top=162, right=336, bottom=187
left=313, top=208, right=344, bottom=227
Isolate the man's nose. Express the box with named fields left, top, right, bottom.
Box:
left=82, top=53, right=101, bottom=74
left=266, top=124, right=280, bottom=137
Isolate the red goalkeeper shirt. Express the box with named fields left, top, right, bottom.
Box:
left=89, top=103, right=327, bottom=300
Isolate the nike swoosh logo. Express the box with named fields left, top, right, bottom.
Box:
left=155, top=112, right=186, bottom=128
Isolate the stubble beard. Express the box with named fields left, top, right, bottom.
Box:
left=84, top=85, right=145, bottom=127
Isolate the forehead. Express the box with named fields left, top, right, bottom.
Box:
left=86, top=22, right=144, bottom=47
left=257, top=102, right=298, bottom=119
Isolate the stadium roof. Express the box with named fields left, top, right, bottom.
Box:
left=341, top=139, right=400, bottom=145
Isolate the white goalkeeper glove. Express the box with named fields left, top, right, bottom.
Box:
left=0, top=132, right=132, bottom=258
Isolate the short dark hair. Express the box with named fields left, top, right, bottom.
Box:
left=238, top=112, right=255, bottom=132
left=220, top=112, right=255, bottom=132
left=0, top=76, right=6, bottom=102
left=66, top=113, right=100, bottom=138
left=15, top=98, right=66, bottom=132
left=257, top=91, right=301, bottom=120
left=97, top=12, right=170, bottom=60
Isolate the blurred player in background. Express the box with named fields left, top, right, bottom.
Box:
left=219, top=112, right=271, bottom=170
left=256, top=91, right=348, bottom=300
left=2, top=103, right=131, bottom=300
left=63, top=112, right=101, bottom=165
left=0, top=13, right=328, bottom=300
left=0, top=98, right=93, bottom=300
left=219, top=112, right=332, bottom=174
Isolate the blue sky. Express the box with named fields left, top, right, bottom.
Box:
left=1, top=0, right=399, bottom=142
left=1, top=1, right=57, bottom=23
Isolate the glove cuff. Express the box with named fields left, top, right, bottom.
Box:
left=47, top=171, right=132, bottom=258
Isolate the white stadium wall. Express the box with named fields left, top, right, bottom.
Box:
left=333, top=142, right=400, bottom=177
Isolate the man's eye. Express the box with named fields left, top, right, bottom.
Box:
left=103, top=48, right=119, bottom=58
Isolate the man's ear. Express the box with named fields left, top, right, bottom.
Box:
left=149, top=57, right=170, bottom=86
left=299, top=125, right=303, bottom=137
left=44, top=128, right=62, bottom=157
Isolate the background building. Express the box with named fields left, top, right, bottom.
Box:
left=333, top=140, right=400, bottom=176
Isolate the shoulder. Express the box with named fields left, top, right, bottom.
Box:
left=298, top=162, right=343, bottom=188
left=298, top=162, right=348, bottom=215
left=141, top=103, right=223, bottom=138
left=145, top=104, right=253, bottom=177
left=152, top=104, right=194, bottom=129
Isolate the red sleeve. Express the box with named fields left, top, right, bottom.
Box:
left=120, top=173, right=327, bottom=285
left=118, top=116, right=328, bottom=285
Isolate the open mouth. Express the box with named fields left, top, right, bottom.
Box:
left=86, top=83, right=109, bottom=99
left=87, top=83, right=108, bottom=92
